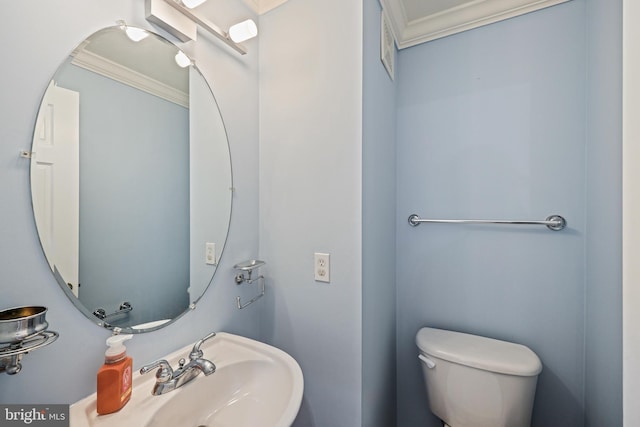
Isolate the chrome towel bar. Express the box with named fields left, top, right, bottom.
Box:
left=408, top=214, right=567, bottom=231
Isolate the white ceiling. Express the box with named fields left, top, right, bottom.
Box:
left=380, top=0, right=571, bottom=49
left=401, top=0, right=472, bottom=22
left=242, top=0, right=289, bottom=15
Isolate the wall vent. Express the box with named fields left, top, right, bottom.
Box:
left=381, top=10, right=395, bottom=81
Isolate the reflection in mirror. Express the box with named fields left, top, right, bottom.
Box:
left=30, top=25, right=232, bottom=333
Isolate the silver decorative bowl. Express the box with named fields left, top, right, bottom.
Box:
left=0, top=306, right=49, bottom=344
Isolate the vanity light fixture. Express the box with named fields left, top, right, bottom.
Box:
left=228, top=19, right=258, bottom=43
left=126, top=27, right=150, bottom=42
left=174, top=50, right=192, bottom=68
left=154, top=0, right=257, bottom=55
left=118, top=21, right=150, bottom=42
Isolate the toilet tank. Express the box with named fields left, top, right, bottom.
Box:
left=416, top=327, right=542, bottom=427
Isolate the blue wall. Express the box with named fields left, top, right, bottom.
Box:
left=258, top=0, right=364, bottom=425
left=56, top=62, right=191, bottom=326
left=395, top=2, right=589, bottom=426
left=584, top=0, right=622, bottom=424
left=362, top=0, right=397, bottom=425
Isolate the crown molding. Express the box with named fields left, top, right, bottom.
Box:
left=380, top=0, right=570, bottom=50
left=71, top=49, right=189, bottom=108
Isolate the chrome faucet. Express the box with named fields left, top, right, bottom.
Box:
left=140, top=332, right=217, bottom=395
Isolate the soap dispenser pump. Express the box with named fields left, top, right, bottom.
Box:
left=97, top=334, right=133, bottom=415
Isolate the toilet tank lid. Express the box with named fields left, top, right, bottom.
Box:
left=416, top=327, right=542, bottom=376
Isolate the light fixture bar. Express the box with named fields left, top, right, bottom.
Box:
left=162, top=0, right=247, bottom=55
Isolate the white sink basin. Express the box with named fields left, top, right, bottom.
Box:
left=70, top=333, right=303, bottom=427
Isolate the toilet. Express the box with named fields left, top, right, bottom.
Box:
left=416, top=327, right=542, bottom=427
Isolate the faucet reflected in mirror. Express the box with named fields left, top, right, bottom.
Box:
left=139, top=332, right=216, bottom=395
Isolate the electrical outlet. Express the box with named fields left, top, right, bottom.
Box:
left=314, top=252, right=330, bottom=283
left=205, top=242, right=216, bottom=265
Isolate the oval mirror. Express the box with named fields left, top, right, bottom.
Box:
left=29, top=25, right=232, bottom=333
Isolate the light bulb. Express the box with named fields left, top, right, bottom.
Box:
left=181, top=0, right=207, bottom=8
left=175, top=51, right=191, bottom=68
left=228, top=19, right=258, bottom=43
left=125, top=27, right=149, bottom=42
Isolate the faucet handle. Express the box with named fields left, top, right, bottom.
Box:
left=189, top=332, right=216, bottom=360
left=140, top=359, right=173, bottom=383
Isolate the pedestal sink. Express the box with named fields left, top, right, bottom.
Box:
left=70, top=333, right=303, bottom=427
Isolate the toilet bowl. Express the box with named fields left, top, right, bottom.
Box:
left=416, top=327, right=542, bottom=427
